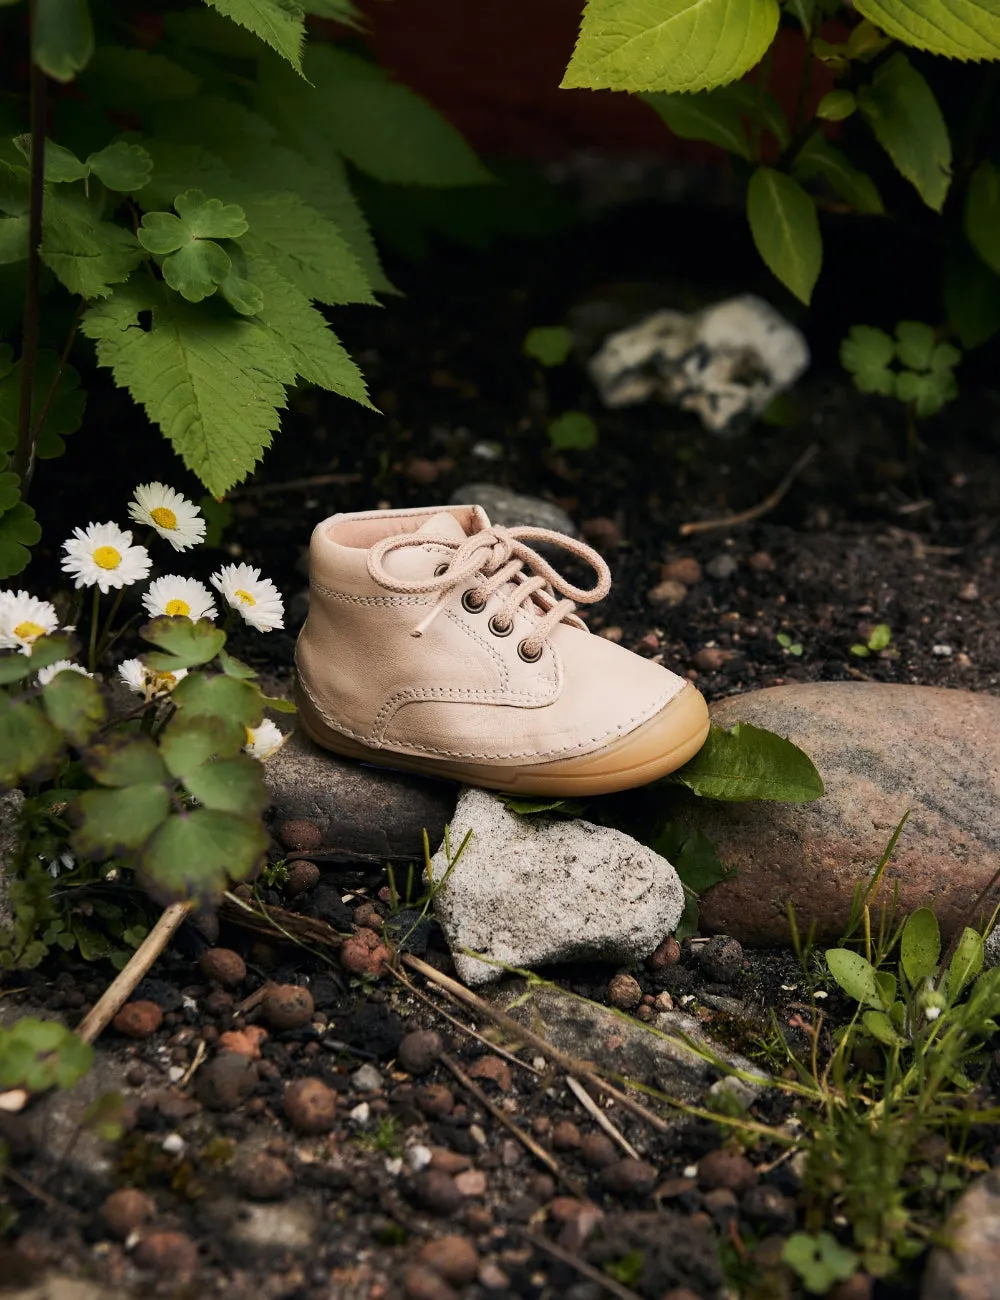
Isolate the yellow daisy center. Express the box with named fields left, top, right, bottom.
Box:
left=150, top=671, right=177, bottom=692
left=93, top=546, right=121, bottom=570
left=151, top=506, right=178, bottom=530
left=234, top=588, right=257, bottom=606
left=165, top=599, right=191, bottom=617
left=14, top=620, right=44, bottom=641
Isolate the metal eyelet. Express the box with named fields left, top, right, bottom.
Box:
left=517, top=639, right=543, bottom=663
left=461, top=589, right=486, bottom=614
left=488, top=615, right=513, bottom=638
left=433, top=563, right=449, bottom=577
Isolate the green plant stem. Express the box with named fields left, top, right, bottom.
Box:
left=87, top=588, right=100, bottom=674
left=13, top=28, right=47, bottom=491
left=94, top=588, right=127, bottom=664
left=29, top=301, right=85, bottom=448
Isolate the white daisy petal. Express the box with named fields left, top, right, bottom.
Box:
left=37, top=660, right=92, bottom=686
left=142, top=576, right=217, bottom=622
left=61, top=522, right=151, bottom=594
left=244, top=718, right=286, bottom=760
left=118, top=658, right=188, bottom=700
left=129, top=483, right=206, bottom=551
left=210, top=563, right=284, bottom=632
left=0, top=590, right=59, bottom=653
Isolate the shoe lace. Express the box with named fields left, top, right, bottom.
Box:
left=368, top=524, right=612, bottom=656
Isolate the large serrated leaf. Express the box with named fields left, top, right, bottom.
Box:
left=0, top=696, right=63, bottom=788
left=944, top=243, right=1000, bottom=349
left=41, top=190, right=143, bottom=299
left=183, top=755, right=269, bottom=816
left=85, top=734, right=168, bottom=787
left=42, top=671, right=105, bottom=747
left=0, top=349, right=86, bottom=458
left=79, top=47, right=200, bottom=110
left=854, top=0, right=1000, bottom=60
left=204, top=0, right=306, bottom=72
left=81, top=281, right=295, bottom=496
left=72, top=783, right=170, bottom=858
left=747, top=167, right=822, bottom=305
left=642, top=90, right=751, bottom=158
left=138, top=808, right=268, bottom=902
left=670, top=721, right=824, bottom=802
left=794, top=132, right=884, bottom=215
left=33, top=0, right=94, bottom=82
left=857, top=53, right=951, bottom=212
left=562, top=0, right=780, bottom=93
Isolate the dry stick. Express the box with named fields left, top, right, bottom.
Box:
left=76, top=901, right=192, bottom=1045
left=389, top=965, right=543, bottom=1077
left=519, top=1231, right=644, bottom=1300
left=679, top=443, right=819, bottom=537
left=564, top=1075, right=640, bottom=1160
left=439, top=1053, right=581, bottom=1196
left=2, top=1165, right=85, bottom=1222
left=180, top=1037, right=207, bottom=1088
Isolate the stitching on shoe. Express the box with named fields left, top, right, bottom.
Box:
left=310, top=585, right=429, bottom=607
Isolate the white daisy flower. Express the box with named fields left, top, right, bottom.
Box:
left=0, top=590, right=59, bottom=654
left=37, top=660, right=91, bottom=686
left=129, top=483, right=206, bottom=551
left=118, top=657, right=188, bottom=700
left=142, top=576, right=217, bottom=622
left=211, top=563, right=284, bottom=632
left=61, top=523, right=151, bottom=594
left=244, top=719, right=286, bottom=760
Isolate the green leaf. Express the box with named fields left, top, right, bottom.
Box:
left=0, top=635, right=72, bottom=686
left=162, top=239, right=232, bottom=304
left=826, top=948, right=883, bottom=1008
left=562, top=0, right=780, bottom=93
left=747, top=168, right=822, bottom=305
left=42, top=671, right=105, bottom=746
left=183, top=755, right=269, bottom=817
left=671, top=721, right=824, bottom=802
left=0, top=696, right=63, bottom=787
left=857, top=53, right=951, bottom=212
left=163, top=7, right=268, bottom=55
left=875, top=970, right=897, bottom=1008
left=653, top=825, right=731, bottom=938
left=782, top=1232, right=858, bottom=1295
left=171, top=672, right=264, bottom=730
left=219, top=269, right=264, bottom=317
left=79, top=47, right=200, bottom=110
left=896, top=367, right=958, bottom=416
left=895, top=320, right=937, bottom=370
left=947, top=926, right=984, bottom=997
left=81, top=280, right=295, bottom=496
left=785, top=0, right=814, bottom=35
left=523, top=326, right=574, bottom=368
left=244, top=253, right=374, bottom=403
left=219, top=649, right=257, bottom=679
left=965, top=160, right=1000, bottom=275
left=41, top=190, right=143, bottom=299
left=900, top=907, right=940, bottom=985
left=719, top=80, right=790, bottom=148
left=33, top=0, right=94, bottom=82
left=944, top=242, right=1000, bottom=349
left=138, top=808, right=268, bottom=902
left=642, top=89, right=750, bottom=159
left=0, top=502, right=42, bottom=577
left=0, top=216, right=29, bottom=265
left=203, top=0, right=306, bottom=72
left=548, top=410, right=598, bottom=451
left=159, top=713, right=243, bottom=777
left=853, top=0, right=1000, bottom=60
left=85, top=735, right=168, bottom=787
left=0, top=349, right=86, bottom=458
left=816, top=89, right=856, bottom=121
left=139, top=191, right=248, bottom=255
left=140, top=616, right=226, bottom=669
left=840, top=325, right=897, bottom=396
left=72, top=783, right=170, bottom=858
left=0, top=161, right=29, bottom=218
left=863, top=1009, right=907, bottom=1047
left=867, top=622, right=893, bottom=651
left=795, top=133, right=886, bottom=213
left=13, top=137, right=88, bottom=184
left=87, top=142, right=153, bottom=193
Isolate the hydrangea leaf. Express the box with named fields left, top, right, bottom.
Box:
left=140, top=616, right=227, bottom=669
left=0, top=696, right=64, bottom=788
left=159, top=713, right=244, bottom=778
left=965, top=159, right=1000, bottom=275
left=643, top=89, right=751, bottom=157
left=816, top=90, right=857, bottom=122
left=33, top=0, right=94, bottom=82
left=183, top=755, right=269, bottom=817
left=0, top=502, right=43, bottom=578
left=853, top=0, right=1000, bottom=61
left=138, top=807, right=268, bottom=902
left=42, top=670, right=106, bottom=746
left=41, top=190, right=143, bottom=298
left=84, top=734, right=168, bottom=787
left=561, top=0, right=780, bottom=93
left=857, top=54, right=952, bottom=212
left=793, top=133, right=884, bottom=215
left=203, top=0, right=306, bottom=73
left=746, top=167, right=822, bottom=305
left=72, top=783, right=171, bottom=857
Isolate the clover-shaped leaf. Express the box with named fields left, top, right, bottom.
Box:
left=894, top=320, right=936, bottom=371
left=72, top=783, right=171, bottom=858
left=896, top=367, right=958, bottom=417
left=0, top=501, right=42, bottom=578
left=85, top=734, right=168, bottom=787
left=840, top=324, right=896, bottom=397
left=42, top=670, right=106, bottom=747
left=171, top=672, right=264, bottom=732
left=159, top=713, right=243, bottom=777
left=138, top=190, right=248, bottom=304
left=0, top=696, right=63, bottom=788
left=141, top=616, right=226, bottom=669
left=138, top=808, right=268, bottom=904
left=161, top=237, right=231, bottom=302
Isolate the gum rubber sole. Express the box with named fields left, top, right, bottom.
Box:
left=295, top=682, right=711, bottom=796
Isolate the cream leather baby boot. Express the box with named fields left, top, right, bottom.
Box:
left=295, top=504, right=709, bottom=795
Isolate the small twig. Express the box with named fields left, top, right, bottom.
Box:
left=2, top=1165, right=85, bottom=1221
left=180, top=1038, right=207, bottom=1088
left=565, top=1075, right=640, bottom=1160
left=679, top=444, right=818, bottom=537
left=76, top=901, right=192, bottom=1044
left=235, top=985, right=270, bottom=1017
left=389, top=965, right=542, bottom=1077
left=519, top=1231, right=644, bottom=1300
left=440, top=1052, right=581, bottom=1195
left=230, top=471, right=362, bottom=499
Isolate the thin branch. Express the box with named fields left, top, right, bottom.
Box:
left=28, top=299, right=84, bottom=447
left=679, top=444, right=819, bottom=537
left=565, top=1075, right=640, bottom=1160
left=13, top=40, right=47, bottom=489
left=519, top=1232, right=644, bottom=1300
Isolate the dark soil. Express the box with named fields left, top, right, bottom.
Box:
left=7, top=195, right=1000, bottom=1299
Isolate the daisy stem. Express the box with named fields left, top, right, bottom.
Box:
left=95, top=587, right=127, bottom=663
left=87, top=587, right=100, bottom=674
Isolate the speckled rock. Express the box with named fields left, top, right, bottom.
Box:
left=265, top=728, right=454, bottom=859
left=429, top=788, right=684, bottom=986
left=448, top=484, right=578, bottom=538
left=922, top=1172, right=1000, bottom=1299
left=678, top=684, right=1000, bottom=944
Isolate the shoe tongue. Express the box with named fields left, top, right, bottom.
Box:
left=380, top=511, right=470, bottom=580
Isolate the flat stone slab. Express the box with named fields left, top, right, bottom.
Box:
left=265, top=728, right=455, bottom=859
left=429, top=788, right=684, bottom=986
left=678, top=684, right=1000, bottom=944
left=922, top=1172, right=1000, bottom=1299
